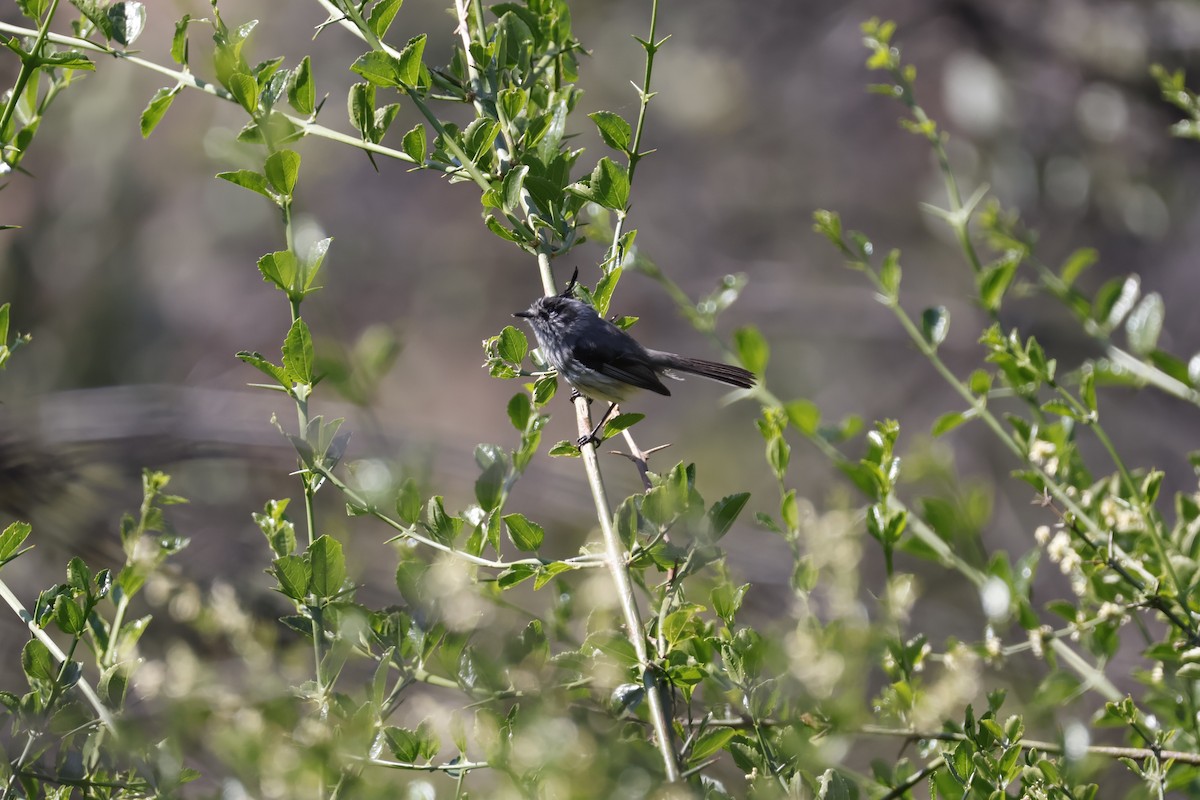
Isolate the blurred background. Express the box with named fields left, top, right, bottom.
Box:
left=2, top=0, right=1200, bottom=788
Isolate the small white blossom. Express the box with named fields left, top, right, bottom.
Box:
left=1029, top=439, right=1056, bottom=465
left=1028, top=628, right=1045, bottom=659
left=1035, top=525, right=1051, bottom=545
left=984, top=626, right=1003, bottom=658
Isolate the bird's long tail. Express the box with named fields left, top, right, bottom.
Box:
left=655, top=353, right=756, bottom=389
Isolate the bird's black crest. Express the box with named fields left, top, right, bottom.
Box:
left=560, top=267, right=580, bottom=298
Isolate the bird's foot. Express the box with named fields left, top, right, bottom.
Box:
left=577, top=431, right=604, bottom=449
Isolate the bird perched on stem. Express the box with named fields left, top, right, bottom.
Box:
left=514, top=271, right=755, bottom=445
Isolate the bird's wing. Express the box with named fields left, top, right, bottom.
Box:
left=573, top=338, right=671, bottom=396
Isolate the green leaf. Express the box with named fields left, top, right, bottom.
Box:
left=227, top=72, right=259, bottom=113
left=1059, top=247, right=1097, bottom=288
left=1096, top=275, right=1140, bottom=330
left=303, top=237, right=332, bottom=292
left=505, top=394, right=534, bottom=435
left=921, top=306, right=949, bottom=347
left=368, top=0, right=404, bottom=38
left=264, top=149, right=301, bottom=197
left=18, top=0, right=49, bottom=21
left=0, top=303, right=9, bottom=346
left=236, top=351, right=290, bottom=389
left=140, top=85, right=180, bottom=137
left=548, top=440, right=581, bottom=457
left=484, top=215, right=521, bottom=243
left=711, top=582, right=747, bottom=624
left=170, top=13, right=192, bottom=65
left=785, top=399, right=820, bottom=435
left=497, top=325, right=527, bottom=365
left=394, top=35, right=427, bottom=86
left=70, top=0, right=115, bottom=40
left=733, top=326, right=769, bottom=374
left=879, top=249, right=901, bottom=298
left=54, top=596, right=85, bottom=634
left=0, top=521, right=32, bottom=564
left=502, top=164, right=529, bottom=213
left=1125, top=292, right=1164, bottom=356
left=978, top=256, right=1019, bottom=311
left=21, top=639, right=55, bottom=686
left=308, top=535, right=346, bottom=597
left=107, top=1, right=146, bottom=46
left=767, top=434, right=790, bottom=480
left=690, top=728, right=737, bottom=762
left=497, top=563, right=537, bottom=588
left=348, top=81, right=376, bottom=140
left=498, top=87, right=526, bottom=122
left=1041, top=399, right=1079, bottom=420
left=257, top=250, right=298, bottom=293
left=932, top=410, right=968, bottom=436
left=603, top=413, right=644, bottom=438
left=381, top=725, right=437, bottom=764
left=1080, top=365, right=1097, bottom=412
left=588, top=157, right=629, bottom=210
left=217, top=169, right=275, bottom=201
left=99, top=663, right=130, bottom=706
left=503, top=513, right=544, bottom=551
left=474, top=462, right=505, bottom=512
left=968, top=369, right=993, bottom=396
left=425, top=496, right=462, bottom=544
left=781, top=489, right=799, bottom=531
left=708, top=493, right=750, bottom=540
left=374, top=103, right=401, bottom=139
left=351, top=51, right=402, bottom=88
left=287, top=55, right=315, bottom=115
left=533, top=562, right=573, bottom=590
left=589, top=110, right=632, bottom=152
left=273, top=554, right=309, bottom=599
left=395, top=479, right=421, bottom=525
left=282, top=318, right=314, bottom=384
left=401, top=124, right=426, bottom=163
left=593, top=267, right=622, bottom=317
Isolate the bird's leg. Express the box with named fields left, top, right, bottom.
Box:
left=578, top=401, right=618, bottom=448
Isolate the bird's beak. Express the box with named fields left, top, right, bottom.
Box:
left=513, top=310, right=532, bottom=318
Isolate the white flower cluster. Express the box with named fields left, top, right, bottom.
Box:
left=1035, top=524, right=1088, bottom=595
left=1028, top=439, right=1059, bottom=475
left=1098, top=495, right=1144, bottom=531
left=1028, top=625, right=1052, bottom=659
left=984, top=625, right=1003, bottom=660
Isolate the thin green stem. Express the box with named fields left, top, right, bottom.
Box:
left=571, top=395, right=681, bottom=781
left=876, top=34, right=1190, bottom=618
left=356, top=756, right=490, bottom=772
left=0, top=21, right=472, bottom=173
left=318, top=466, right=604, bottom=570
left=860, top=724, right=1200, bottom=765
left=0, top=0, right=63, bottom=158
left=636, top=254, right=987, bottom=584
left=606, top=0, right=661, bottom=272
left=577, top=0, right=679, bottom=780
left=884, top=64, right=985, bottom=278
left=312, top=0, right=493, bottom=191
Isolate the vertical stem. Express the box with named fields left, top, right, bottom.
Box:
left=0, top=0, right=63, bottom=154
left=573, top=399, right=681, bottom=781
left=585, top=0, right=679, bottom=779
left=606, top=0, right=660, bottom=272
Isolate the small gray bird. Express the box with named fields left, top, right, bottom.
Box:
left=513, top=276, right=755, bottom=444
